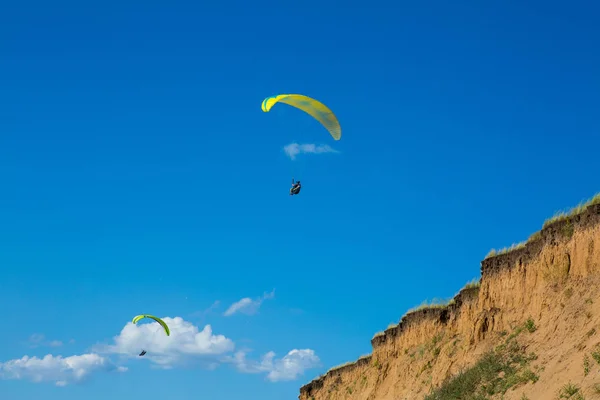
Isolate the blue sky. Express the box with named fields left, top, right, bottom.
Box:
left=1, top=0, right=599, bottom=399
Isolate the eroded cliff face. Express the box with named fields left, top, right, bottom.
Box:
left=299, top=203, right=600, bottom=400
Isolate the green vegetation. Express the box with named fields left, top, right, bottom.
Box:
left=411, top=332, right=446, bottom=369
left=591, top=345, right=600, bottom=365
left=463, top=278, right=481, bottom=290
left=431, top=333, right=443, bottom=347
left=505, top=326, right=524, bottom=343
left=586, top=328, right=596, bottom=338
left=445, top=336, right=462, bottom=359
left=543, top=192, right=600, bottom=229
left=564, top=287, right=574, bottom=299
left=484, top=191, right=600, bottom=260
left=486, top=241, right=526, bottom=258
left=407, top=297, right=454, bottom=313
left=326, top=361, right=355, bottom=374
left=373, top=358, right=382, bottom=370
left=407, top=279, right=481, bottom=314
left=525, top=318, right=536, bottom=333
left=424, top=321, right=539, bottom=400
left=561, top=219, right=575, bottom=239
left=558, top=383, right=583, bottom=399
left=371, top=278, right=481, bottom=347
left=583, top=354, right=590, bottom=376
left=528, top=231, right=542, bottom=242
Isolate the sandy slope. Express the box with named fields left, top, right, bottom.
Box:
left=299, top=204, right=600, bottom=400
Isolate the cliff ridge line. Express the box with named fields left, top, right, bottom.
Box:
left=299, top=196, right=600, bottom=399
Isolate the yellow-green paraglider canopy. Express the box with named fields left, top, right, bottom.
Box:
left=132, top=314, right=170, bottom=336
left=261, top=94, right=341, bottom=141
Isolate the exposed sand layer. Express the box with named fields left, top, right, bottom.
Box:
left=299, top=203, right=600, bottom=400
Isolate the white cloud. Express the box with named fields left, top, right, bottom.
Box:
left=224, top=298, right=255, bottom=316
left=0, top=353, right=126, bottom=386
left=229, top=349, right=320, bottom=382
left=28, top=334, right=45, bottom=346
left=283, top=143, right=339, bottom=160
left=265, top=349, right=321, bottom=382
left=96, top=317, right=235, bottom=369
left=3, top=315, right=319, bottom=385
left=224, top=290, right=275, bottom=317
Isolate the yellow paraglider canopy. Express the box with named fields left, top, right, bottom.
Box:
left=132, top=314, right=170, bottom=336
left=261, top=94, right=341, bottom=140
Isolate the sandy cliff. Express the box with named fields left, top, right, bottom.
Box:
left=299, top=196, right=600, bottom=400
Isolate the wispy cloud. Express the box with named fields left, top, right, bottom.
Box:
left=0, top=353, right=126, bottom=386
left=283, top=143, right=339, bottom=160
left=189, top=300, right=221, bottom=320
left=228, top=349, right=320, bottom=382
left=224, top=290, right=275, bottom=317
left=27, top=334, right=64, bottom=348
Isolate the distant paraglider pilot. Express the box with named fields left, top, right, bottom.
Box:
left=139, top=350, right=147, bottom=357
left=290, top=179, right=301, bottom=196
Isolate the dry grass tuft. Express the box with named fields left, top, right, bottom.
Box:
left=486, top=241, right=527, bottom=259
left=326, top=361, right=356, bottom=374
left=528, top=231, right=542, bottom=242
left=372, top=331, right=385, bottom=339
left=485, top=191, right=600, bottom=260
left=371, top=278, right=478, bottom=343
left=542, top=192, right=600, bottom=229
left=463, top=278, right=481, bottom=290
left=407, top=297, right=453, bottom=313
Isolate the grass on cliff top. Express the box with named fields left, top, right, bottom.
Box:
left=322, top=354, right=372, bottom=376
left=485, top=192, right=600, bottom=260
left=485, top=242, right=526, bottom=259
left=463, top=278, right=481, bottom=290
left=542, top=192, right=600, bottom=228
left=408, top=297, right=454, bottom=313
left=424, top=321, right=539, bottom=400
left=407, top=278, right=480, bottom=313
left=326, top=361, right=355, bottom=374
left=371, top=279, right=481, bottom=340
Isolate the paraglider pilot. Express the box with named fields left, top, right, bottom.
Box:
left=139, top=350, right=147, bottom=357
left=290, top=179, right=301, bottom=195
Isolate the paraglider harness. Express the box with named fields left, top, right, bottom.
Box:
left=290, top=178, right=301, bottom=195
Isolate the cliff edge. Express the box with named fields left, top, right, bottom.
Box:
left=299, top=193, right=600, bottom=400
